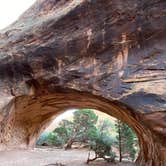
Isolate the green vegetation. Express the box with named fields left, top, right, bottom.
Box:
left=115, top=120, right=138, bottom=161
left=36, top=131, right=64, bottom=147
left=50, top=109, right=98, bottom=149
left=87, top=119, right=116, bottom=163
left=37, top=109, right=139, bottom=163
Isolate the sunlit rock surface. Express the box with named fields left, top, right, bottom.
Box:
left=0, top=0, right=165, bottom=165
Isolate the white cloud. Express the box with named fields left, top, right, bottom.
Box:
left=0, top=0, right=36, bottom=30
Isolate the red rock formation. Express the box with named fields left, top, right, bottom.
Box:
left=0, top=0, right=165, bottom=165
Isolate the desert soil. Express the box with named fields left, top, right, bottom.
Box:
left=0, top=147, right=135, bottom=166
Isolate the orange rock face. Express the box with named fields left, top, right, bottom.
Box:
left=0, top=0, right=165, bottom=165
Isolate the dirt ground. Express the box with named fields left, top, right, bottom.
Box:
left=0, top=147, right=135, bottom=166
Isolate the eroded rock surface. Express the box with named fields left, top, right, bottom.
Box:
left=0, top=0, right=165, bottom=165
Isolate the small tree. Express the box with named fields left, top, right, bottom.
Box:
left=115, top=120, right=137, bottom=161
left=53, top=109, right=98, bottom=149
left=36, top=132, right=50, bottom=146
left=47, top=132, right=64, bottom=146
left=87, top=120, right=116, bottom=164
left=54, top=119, right=73, bottom=144
left=37, top=131, right=64, bottom=147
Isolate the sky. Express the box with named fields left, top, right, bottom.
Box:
left=0, top=0, right=36, bottom=30
left=45, top=109, right=76, bottom=132
left=45, top=109, right=116, bottom=132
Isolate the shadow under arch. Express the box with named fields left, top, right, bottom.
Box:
left=0, top=88, right=162, bottom=166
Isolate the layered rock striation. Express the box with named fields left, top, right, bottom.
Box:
left=0, top=0, right=165, bottom=165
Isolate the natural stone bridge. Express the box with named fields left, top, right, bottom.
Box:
left=0, top=0, right=165, bottom=165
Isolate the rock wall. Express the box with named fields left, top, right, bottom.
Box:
left=0, top=0, right=165, bottom=165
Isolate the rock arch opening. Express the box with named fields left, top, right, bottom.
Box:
left=36, top=108, right=140, bottom=163
left=0, top=89, right=163, bottom=165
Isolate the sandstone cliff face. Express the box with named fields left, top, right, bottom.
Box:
left=0, top=0, right=165, bottom=165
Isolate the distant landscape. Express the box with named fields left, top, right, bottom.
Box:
left=37, top=109, right=139, bottom=165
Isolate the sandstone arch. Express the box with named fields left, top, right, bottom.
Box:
left=0, top=0, right=165, bottom=165
left=0, top=89, right=160, bottom=165
left=0, top=88, right=165, bottom=166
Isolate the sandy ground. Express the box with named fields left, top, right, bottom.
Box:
left=0, top=147, right=134, bottom=166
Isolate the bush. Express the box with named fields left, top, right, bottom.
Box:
left=37, top=132, right=64, bottom=147
left=87, top=133, right=116, bottom=163
left=36, top=132, right=50, bottom=146
left=47, top=132, right=64, bottom=146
